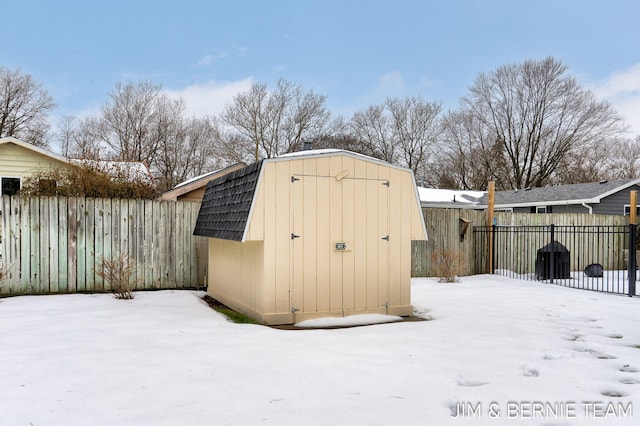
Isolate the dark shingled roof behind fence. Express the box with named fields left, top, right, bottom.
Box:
left=480, top=179, right=638, bottom=205
left=193, top=160, right=263, bottom=241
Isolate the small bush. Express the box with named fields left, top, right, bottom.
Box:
left=432, top=248, right=467, bottom=283
left=97, top=254, right=139, bottom=299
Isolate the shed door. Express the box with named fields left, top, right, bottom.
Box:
left=290, top=173, right=390, bottom=318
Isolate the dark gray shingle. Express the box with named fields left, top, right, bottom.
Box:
left=193, top=161, right=263, bottom=241
left=478, top=179, right=638, bottom=205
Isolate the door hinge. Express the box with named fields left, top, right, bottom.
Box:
left=291, top=176, right=300, bottom=182
left=291, top=306, right=300, bottom=313
left=381, top=235, right=389, bottom=241
left=382, top=181, right=390, bottom=187
left=291, top=233, right=300, bottom=240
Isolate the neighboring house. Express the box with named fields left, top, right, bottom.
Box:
left=483, top=179, right=640, bottom=215
left=418, top=187, right=486, bottom=209
left=193, top=149, right=428, bottom=325
left=161, top=163, right=246, bottom=202
left=0, top=136, right=70, bottom=196
left=0, top=136, right=151, bottom=196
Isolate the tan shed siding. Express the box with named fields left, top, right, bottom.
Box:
left=176, top=187, right=205, bottom=202
left=365, top=160, right=380, bottom=310
left=352, top=158, right=368, bottom=311
left=341, top=155, right=356, bottom=312
left=273, top=161, right=292, bottom=315
left=328, top=156, right=344, bottom=312
left=207, top=238, right=264, bottom=318
left=302, top=157, right=318, bottom=313
left=290, top=158, right=305, bottom=313
left=408, top=174, right=428, bottom=240
left=256, top=161, right=293, bottom=317
left=211, top=152, right=424, bottom=324
left=388, top=167, right=403, bottom=309
left=401, top=171, right=416, bottom=306
left=244, top=166, right=266, bottom=241
left=0, top=143, right=67, bottom=178
left=377, top=164, right=391, bottom=310
left=315, top=156, right=332, bottom=313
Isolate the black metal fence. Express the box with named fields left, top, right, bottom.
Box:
left=473, top=224, right=639, bottom=296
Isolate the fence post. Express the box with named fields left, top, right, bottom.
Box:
left=487, top=181, right=495, bottom=274
left=491, top=224, right=496, bottom=274
left=549, top=224, right=555, bottom=284
left=629, top=224, right=637, bottom=297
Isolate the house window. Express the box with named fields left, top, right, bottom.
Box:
left=534, top=206, right=551, bottom=214
left=623, top=205, right=640, bottom=216
left=1, top=177, right=21, bottom=196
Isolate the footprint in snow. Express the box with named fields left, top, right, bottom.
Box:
left=619, top=365, right=638, bottom=373
left=456, top=376, right=490, bottom=387
left=620, top=377, right=640, bottom=384
left=573, top=346, right=617, bottom=359
left=564, top=333, right=584, bottom=342
left=542, top=351, right=573, bottom=360
left=608, top=334, right=624, bottom=339
left=520, top=365, right=539, bottom=377
left=601, top=390, right=629, bottom=398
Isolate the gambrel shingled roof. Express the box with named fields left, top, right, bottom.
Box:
left=193, top=160, right=263, bottom=241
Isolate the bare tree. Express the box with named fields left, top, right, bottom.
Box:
left=154, top=115, right=222, bottom=191
left=457, top=57, right=625, bottom=189
left=386, top=97, right=442, bottom=180
left=438, top=110, right=505, bottom=190
left=0, top=67, right=56, bottom=146
left=100, top=81, right=165, bottom=164
left=58, top=115, right=105, bottom=160
left=350, top=104, right=395, bottom=162
left=350, top=96, right=443, bottom=180
left=221, top=79, right=330, bottom=161
left=56, top=115, right=75, bottom=157
left=603, top=136, right=640, bottom=180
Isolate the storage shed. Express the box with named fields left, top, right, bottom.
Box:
left=193, top=149, right=428, bottom=325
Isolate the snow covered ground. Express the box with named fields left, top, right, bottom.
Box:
left=1, top=275, right=639, bottom=425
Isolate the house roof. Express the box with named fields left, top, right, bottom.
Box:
left=1, top=137, right=151, bottom=182
left=418, top=187, right=486, bottom=209
left=193, top=160, right=263, bottom=241
left=161, top=163, right=246, bottom=201
left=0, top=136, right=70, bottom=164
left=484, top=179, right=640, bottom=208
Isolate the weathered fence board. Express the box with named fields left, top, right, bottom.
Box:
left=411, top=208, right=486, bottom=277
left=0, top=196, right=206, bottom=295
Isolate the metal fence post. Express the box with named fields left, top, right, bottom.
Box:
left=491, top=224, right=496, bottom=274
left=629, top=224, right=637, bottom=297
left=549, top=224, right=555, bottom=284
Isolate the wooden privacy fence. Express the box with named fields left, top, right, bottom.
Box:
left=412, top=208, right=486, bottom=277
left=0, top=196, right=207, bottom=295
